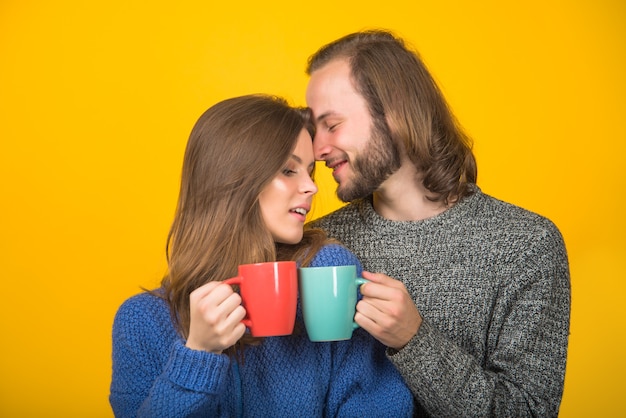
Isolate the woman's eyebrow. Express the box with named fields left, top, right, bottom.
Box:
left=290, top=154, right=315, bottom=172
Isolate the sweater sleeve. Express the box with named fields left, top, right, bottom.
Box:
left=110, top=293, right=233, bottom=418
left=389, top=224, right=571, bottom=417
left=309, top=244, right=414, bottom=418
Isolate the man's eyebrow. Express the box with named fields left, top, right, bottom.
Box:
left=314, top=111, right=334, bottom=124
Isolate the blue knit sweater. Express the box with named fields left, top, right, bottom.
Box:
left=110, top=244, right=413, bottom=417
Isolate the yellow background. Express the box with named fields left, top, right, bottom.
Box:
left=1, top=0, right=624, bottom=416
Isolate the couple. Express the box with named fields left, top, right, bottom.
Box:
left=110, top=30, right=571, bottom=417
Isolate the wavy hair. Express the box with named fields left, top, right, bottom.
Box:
left=307, top=29, right=477, bottom=204
left=160, top=94, right=327, bottom=355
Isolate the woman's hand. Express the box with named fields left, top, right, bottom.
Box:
left=185, top=281, right=247, bottom=354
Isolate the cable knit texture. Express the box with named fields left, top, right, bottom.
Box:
left=307, top=188, right=571, bottom=418
left=110, top=244, right=414, bottom=417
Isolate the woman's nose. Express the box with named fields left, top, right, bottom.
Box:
left=302, top=174, right=318, bottom=195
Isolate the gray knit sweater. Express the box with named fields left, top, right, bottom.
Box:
left=308, top=188, right=570, bottom=418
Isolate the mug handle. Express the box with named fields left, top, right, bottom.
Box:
left=356, top=277, right=369, bottom=286
left=352, top=277, right=370, bottom=330
left=223, top=276, right=241, bottom=285
left=223, top=276, right=252, bottom=328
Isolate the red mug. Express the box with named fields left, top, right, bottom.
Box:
left=224, top=261, right=298, bottom=337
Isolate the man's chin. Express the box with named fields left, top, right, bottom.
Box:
left=336, top=184, right=361, bottom=202
left=336, top=194, right=351, bottom=203
left=336, top=177, right=379, bottom=202
left=335, top=185, right=350, bottom=203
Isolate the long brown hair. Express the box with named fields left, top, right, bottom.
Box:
left=307, top=29, right=477, bottom=204
left=160, top=95, right=327, bottom=354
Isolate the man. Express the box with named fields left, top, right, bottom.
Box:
left=305, top=29, right=571, bottom=417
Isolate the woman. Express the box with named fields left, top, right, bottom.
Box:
left=109, top=94, right=413, bottom=417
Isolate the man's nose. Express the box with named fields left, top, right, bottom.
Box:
left=313, top=132, right=331, bottom=161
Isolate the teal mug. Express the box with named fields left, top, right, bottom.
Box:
left=298, top=265, right=368, bottom=342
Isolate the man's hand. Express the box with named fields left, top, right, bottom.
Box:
left=355, top=271, right=422, bottom=350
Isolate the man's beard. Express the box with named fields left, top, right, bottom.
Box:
left=336, top=122, right=401, bottom=202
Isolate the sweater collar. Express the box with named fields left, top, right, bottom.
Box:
left=356, top=185, right=482, bottom=227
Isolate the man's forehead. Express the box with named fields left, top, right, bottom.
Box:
left=307, top=66, right=360, bottom=119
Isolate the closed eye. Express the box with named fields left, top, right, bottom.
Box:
left=326, top=121, right=340, bottom=132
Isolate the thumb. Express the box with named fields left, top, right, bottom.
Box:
left=361, top=271, right=390, bottom=283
